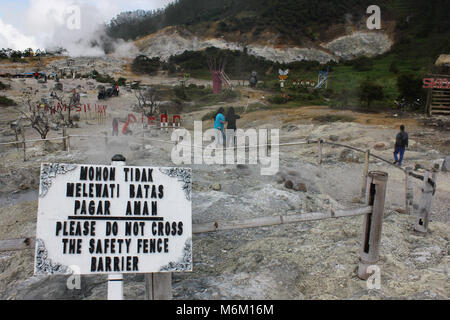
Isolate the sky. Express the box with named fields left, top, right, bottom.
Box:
left=0, top=0, right=174, bottom=52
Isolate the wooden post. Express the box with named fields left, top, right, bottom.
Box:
left=361, top=149, right=370, bottom=198
left=145, top=273, right=172, bottom=300
left=318, top=139, right=323, bottom=165
left=425, top=88, right=432, bottom=116
left=107, top=155, right=126, bottom=300
left=21, top=130, right=26, bottom=162
left=405, top=167, right=414, bottom=215
left=414, top=167, right=438, bottom=233
left=15, top=128, right=19, bottom=150
left=358, top=171, right=388, bottom=280
left=62, top=127, right=67, bottom=151
left=67, top=132, right=71, bottom=153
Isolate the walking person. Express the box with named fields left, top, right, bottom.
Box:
left=225, top=107, right=240, bottom=148
left=393, top=124, right=408, bottom=166
left=214, top=107, right=226, bottom=147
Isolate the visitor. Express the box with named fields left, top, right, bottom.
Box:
left=225, top=107, right=240, bottom=148
left=393, top=124, right=408, bottom=166
left=214, top=107, right=226, bottom=147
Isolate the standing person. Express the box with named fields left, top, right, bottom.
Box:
left=226, top=107, right=240, bottom=148
left=112, top=118, right=119, bottom=136
left=214, top=107, right=226, bottom=147
left=393, top=124, right=408, bottom=166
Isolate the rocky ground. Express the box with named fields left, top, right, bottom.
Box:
left=0, top=67, right=449, bottom=300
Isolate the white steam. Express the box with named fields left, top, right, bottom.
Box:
left=0, top=0, right=143, bottom=57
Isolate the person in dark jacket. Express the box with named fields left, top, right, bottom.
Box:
left=225, top=107, right=240, bottom=148
left=394, top=124, right=408, bottom=166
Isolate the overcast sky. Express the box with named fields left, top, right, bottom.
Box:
left=0, top=0, right=174, bottom=50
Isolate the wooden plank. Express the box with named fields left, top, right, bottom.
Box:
left=431, top=110, right=450, bottom=115
left=415, top=169, right=438, bottom=233
left=405, top=167, right=414, bottom=215
left=361, top=150, right=370, bottom=198
left=144, top=274, right=153, bottom=300
left=2, top=206, right=373, bottom=252
left=193, top=206, right=372, bottom=234
left=152, top=273, right=172, bottom=300
left=358, top=171, right=388, bottom=280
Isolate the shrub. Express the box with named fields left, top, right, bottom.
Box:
left=0, top=95, right=16, bottom=106
left=131, top=55, right=161, bottom=75
left=0, top=81, right=10, bottom=90
left=359, top=80, right=384, bottom=107
left=95, top=74, right=115, bottom=84
left=389, top=61, right=399, bottom=74
left=268, top=94, right=289, bottom=104
left=352, top=56, right=374, bottom=72
left=117, top=77, right=127, bottom=86
left=397, top=73, right=424, bottom=100
left=173, top=86, right=188, bottom=100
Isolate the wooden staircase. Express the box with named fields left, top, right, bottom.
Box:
left=429, top=88, right=450, bottom=115
left=425, top=74, right=450, bottom=116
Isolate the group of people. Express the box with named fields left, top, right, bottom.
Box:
left=214, top=107, right=241, bottom=148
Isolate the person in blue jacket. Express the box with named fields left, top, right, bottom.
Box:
left=214, top=107, right=226, bottom=147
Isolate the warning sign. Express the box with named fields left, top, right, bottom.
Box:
left=34, top=164, right=192, bottom=275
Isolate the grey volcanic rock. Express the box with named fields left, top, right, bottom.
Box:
left=137, top=27, right=393, bottom=64
left=442, top=156, right=450, bottom=172
left=323, top=32, right=393, bottom=60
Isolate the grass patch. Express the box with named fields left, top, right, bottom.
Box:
left=0, top=95, right=16, bottom=106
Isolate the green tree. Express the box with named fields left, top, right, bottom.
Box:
left=397, top=73, right=423, bottom=100
left=359, top=80, right=384, bottom=108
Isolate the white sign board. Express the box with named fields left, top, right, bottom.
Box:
left=34, top=163, right=192, bottom=275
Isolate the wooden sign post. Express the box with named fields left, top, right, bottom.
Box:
left=34, top=158, right=192, bottom=300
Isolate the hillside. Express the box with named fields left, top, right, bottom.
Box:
left=106, top=0, right=450, bottom=63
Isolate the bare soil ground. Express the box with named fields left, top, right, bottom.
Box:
left=0, top=67, right=448, bottom=300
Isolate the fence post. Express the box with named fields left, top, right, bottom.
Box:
left=318, top=139, right=323, bottom=165
left=67, top=132, right=71, bottom=153
left=62, top=127, right=67, bottom=151
left=414, top=166, right=438, bottom=233
left=21, top=130, right=26, bottom=162
left=361, top=149, right=370, bottom=198
left=107, top=154, right=126, bottom=300
left=358, top=171, right=388, bottom=280
left=145, top=273, right=172, bottom=300
left=15, top=128, right=19, bottom=151
left=405, top=167, right=414, bottom=215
